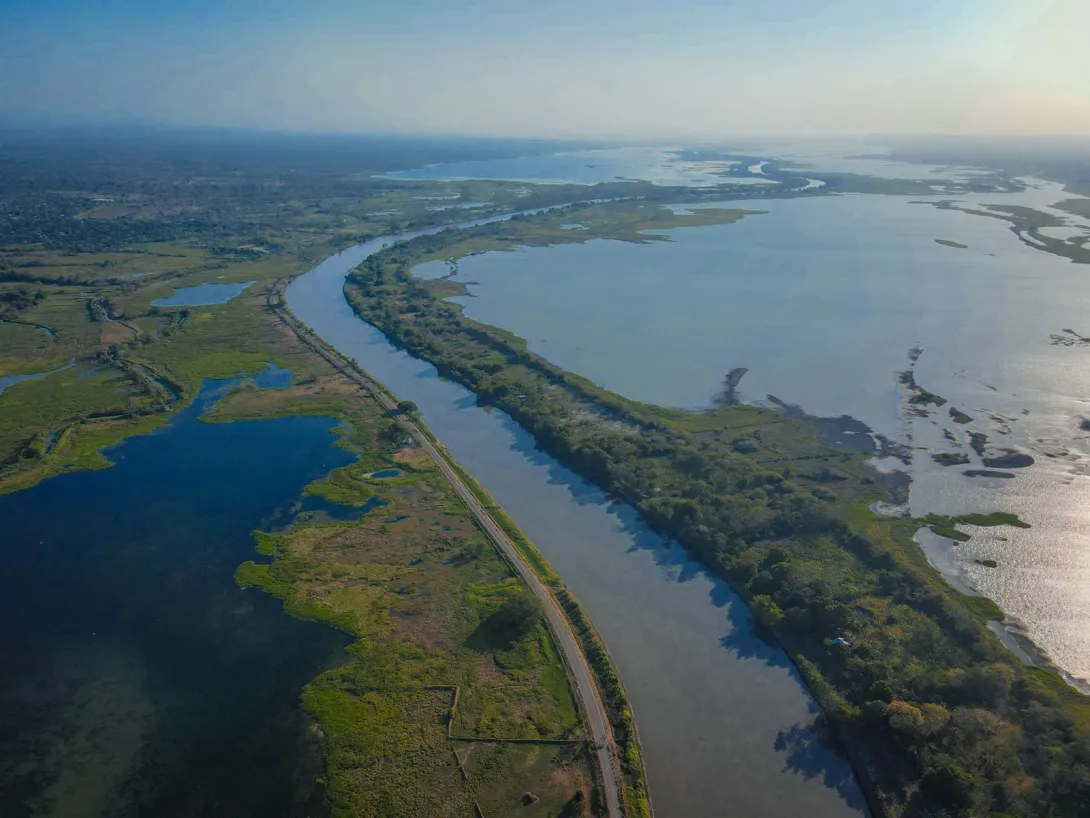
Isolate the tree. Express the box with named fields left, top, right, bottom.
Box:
left=494, top=593, right=540, bottom=643
left=750, top=594, right=784, bottom=630
left=395, top=399, right=418, bottom=414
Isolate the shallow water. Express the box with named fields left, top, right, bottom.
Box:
left=252, top=362, right=294, bottom=389
left=152, top=280, right=255, bottom=307
left=0, top=382, right=353, bottom=817
left=412, top=180, right=1090, bottom=689
left=382, top=145, right=774, bottom=188
left=370, top=468, right=402, bottom=478
left=287, top=231, right=867, bottom=818
left=0, top=360, right=75, bottom=396
left=0, top=370, right=49, bottom=395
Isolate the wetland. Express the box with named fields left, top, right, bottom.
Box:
left=342, top=156, right=1090, bottom=816
left=6, top=132, right=1090, bottom=818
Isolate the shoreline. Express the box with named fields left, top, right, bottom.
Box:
left=342, top=198, right=1090, bottom=816
left=270, top=277, right=636, bottom=817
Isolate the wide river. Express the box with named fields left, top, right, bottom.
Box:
left=288, top=229, right=869, bottom=816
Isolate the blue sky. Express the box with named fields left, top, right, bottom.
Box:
left=2, top=0, right=1087, bottom=137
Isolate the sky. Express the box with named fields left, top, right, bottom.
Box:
left=1, top=0, right=1089, bottom=139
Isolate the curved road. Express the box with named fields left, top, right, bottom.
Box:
left=269, top=281, right=626, bottom=818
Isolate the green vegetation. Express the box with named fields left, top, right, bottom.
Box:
left=399, top=199, right=762, bottom=272
left=931, top=452, right=970, bottom=467
left=1056, top=199, right=1090, bottom=220
left=558, top=589, right=652, bottom=818
left=949, top=407, right=973, bottom=424
left=920, top=510, right=1033, bottom=544
left=925, top=200, right=1090, bottom=264
left=0, top=136, right=613, bottom=814
left=226, top=380, right=594, bottom=816
left=348, top=200, right=1090, bottom=818
left=430, top=433, right=651, bottom=814
left=935, top=239, right=968, bottom=249
left=440, top=453, right=562, bottom=585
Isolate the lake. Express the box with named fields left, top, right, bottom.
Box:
left=412, top=179, right=1090, bottom=690
left=288, top=229, right=869, bottom=817
left=0, top=381, right=353, bottom=817
left=152, top=280, right=255, bottom=307
left=382, top=145, right=775, bottom=188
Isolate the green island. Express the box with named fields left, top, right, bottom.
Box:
left=931, top=452, right=970, bottom=467
left=923, top=513, right=1032, bottom=543
left=346, top=198, right=1090, bottom=818
left=935, top=239, right=969, bottom=249
left=923, top=201, right=1090, bottom=264
left=0, top=143, right=647, bottom=816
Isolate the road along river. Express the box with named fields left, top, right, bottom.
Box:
left=269, top=280, right=623, bottom=817
left=286, top=220, right=868, bottom=818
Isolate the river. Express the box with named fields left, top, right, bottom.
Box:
left=287, top=228, right=868, bottom=816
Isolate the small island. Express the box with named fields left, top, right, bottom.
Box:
left=935, top=238, right=968, bottom=249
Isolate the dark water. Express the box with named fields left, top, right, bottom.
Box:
left=0, top=382, right=352, bottom=817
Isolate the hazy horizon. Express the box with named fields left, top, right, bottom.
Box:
left=2, top=0, right=1089, bottom=140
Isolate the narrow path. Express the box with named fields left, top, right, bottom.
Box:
left=269, top=280, right=626, bottom=818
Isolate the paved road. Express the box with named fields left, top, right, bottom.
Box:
left=270, top=283, right=626, bottom=818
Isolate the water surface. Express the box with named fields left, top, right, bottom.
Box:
left=152, top=280, right=255, bottom=307
left=287, top=231, right=867, bottom=818
left=0, top=360, right=75, bottom=396
left=412, top=181, right=1090, bottom=689
left=0, top=382, right=352, bottom=817
left=383, top=146, right=773, bottom=188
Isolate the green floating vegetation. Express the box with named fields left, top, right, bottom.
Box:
left=253, top=530, right=286, bottom=556
left=956, top=512, right=1031, bottom=529
left=923, top=512, right=1029, bottom=543
left=930, top=451, right=969, bottom=467
left=935, top=239, right=968, bottom=249
left=948, top=407, right=973, bottom=424
left=303, top=464, right=377, bottom=507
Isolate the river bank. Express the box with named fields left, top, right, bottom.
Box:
left=335, top=199, right=1090, bottom=817
left=287, top=224, right=870, bottom=817
left=0, top=378, right=356, bottom=817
